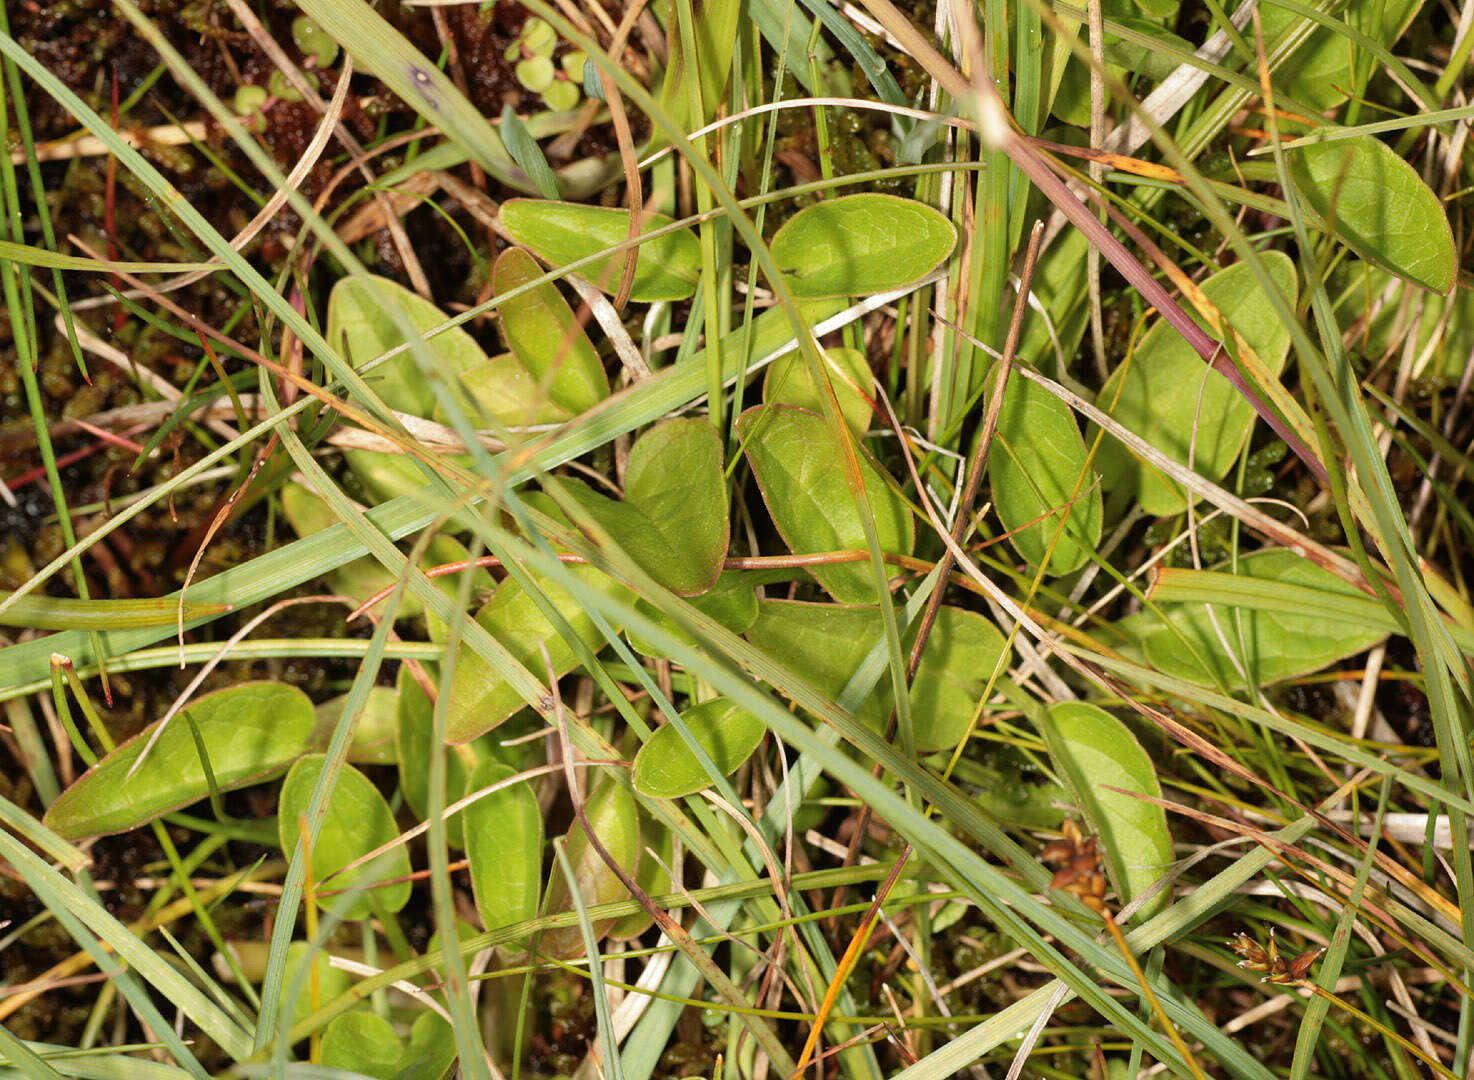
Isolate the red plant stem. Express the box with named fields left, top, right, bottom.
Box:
left=7, top=443, right=100, bottom=491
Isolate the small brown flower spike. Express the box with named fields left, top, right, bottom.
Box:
left=1041, top=818, right=1109, bottom=915
left=1229, top=930, right=1324, bottom=985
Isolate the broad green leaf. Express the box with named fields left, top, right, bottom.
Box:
left=500, top=199, right=701, bottom=301
left=327, top=275, right=487, bottom=417
left=632, top=698, right=768, bottom=798
left=277, top=756, right=412, bottom=920
left=746, top=601, right=892, bottom=726
left=745, top=601, right=1008, bottom=751
left=1102, top=19, right=1195, bottom=80
left=737, top=404, right=914, bottom=604
left=446, top=352, right=575, bottom=428
left=1094, top=253, right=1298, bottom=516
left=541, top=777, right=640, bottom=958
left=1289, top=135, right=1456, bottom=294
left=465, top=760, right=544, bottom=937
left=445, top=564, right=629, bottom=743
left=493, top=247, right=610, bottom=415
left=609, top=812, right=673, bottom=941
left=906, top=606, right=1012, bottom=751
left=398, top=1012, right=458, bottom=1080
left=320, top=1012, right=402, bottom=1080
left=768, top=194, right=956, bottom=298
left=311, top=685, right=399, bottom=765
left=626, top=571, right=760, bottom=658
left=989, top=374, right=1103, bottom=576
left=396, top=667, right=472, bottom=848
left=1039, top=702, right=1173, bottom=920
left=764, top=346, right=873, bottom=437
left=1131, top=548, right=1392, bottom=687
left=321, top=1010, right=455, bottom=1080
left=559, top=418, right=728, bottom=594
left=1259, top=0, right=1424, bottom=111
left=45, top=683, right=313, bottom=840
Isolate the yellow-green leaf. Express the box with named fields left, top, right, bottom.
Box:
left=465, top=760, right=543, bottom=938
left=1289, top=135, right=1456, bottom=294
left=540, top=777, right=639, bottom=958
left=769, top=194, right=956, bottom=298
left=493, top=246, right=609, bottom=415
left=632, top=698, right=768, bottom=798
left=558, top=418, right=728, bottom=595
left=45, top=682, right=313, bottom=840
left=327, top=275, right=488, bottom=417
left=277, top=755, right=412, bottom=921
left=445, top=564, right=628, bottom=743
left=1039, top=702, right=1172, bottom=920
left=990, top=375, right=1102, bottom=576
left=763, top=346, right=873, bottom=437
left=500, top=199, right=701, bottom=301
left=1094, top=254, right=1298, bottom=516
left=737, top=404, right=913, bottom=605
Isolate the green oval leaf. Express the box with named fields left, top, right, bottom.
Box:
left=465, top=759, right=544, bottom=937
left=737, top=404, right=914, bottom=605
left=396, top=667, right=471, bottom=848
left=745, top=600, right=1007, bottom=751
left=626, top=571, right=760, bottom=658
left=745, top=600, right=891, bottom=724
left=1289, top=135, right=1455, bottom=294
left=1039, top=702, right=1173, bottom=920
left=541, top=778, right=640, bottom=958
left=908, top=606, right=1011, bottom=751
left=769, top=194, right=956, bottom=298
left=320, top=1012, right=403, bottom=1080
left=342, top=448, right=482, bottom=536
left=494, top=246, right=610, bottom=414
left=558, top=418, right=728, bottom=594
left=500, top=199, right=701, bottom=301
left=1094, top=253, right=1298, bottom=516
left=45, top=682, right=313, bottom=840
left=277, top=755, right=412, bottom=920
left=1134, top=548, right=1391, bottom=687
left=632, top=698, right=768, bottom=798
left=447, top=351, right=575, bottom=428
left=398, top=1012, right=458, bottom=1080
left=989, top=375, right=1103, bottom=576
left=311, top=685, right=399, bottom=766
left=321, top=1010, right=455, bottom=1080
left=445, top=564, right=629, bottom=743
left=763, top=346, right=874, bottom=437
left=327, top=275, right=488, bottom=417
